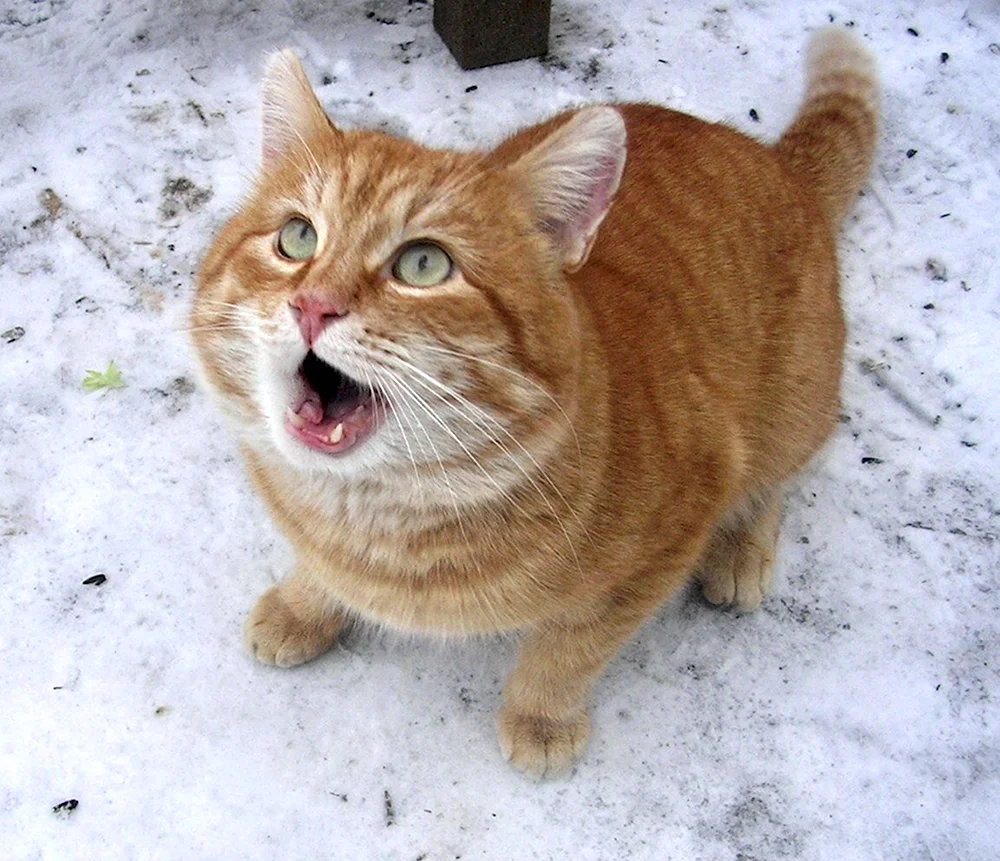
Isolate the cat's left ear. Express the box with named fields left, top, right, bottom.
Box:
left=508, top=107, right=627, bottom=273
left=260, top=50, right=339, bottom=171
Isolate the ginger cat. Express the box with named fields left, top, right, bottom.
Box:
left=191, top=29, right=879, bottom=779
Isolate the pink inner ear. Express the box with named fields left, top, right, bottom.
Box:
left=262, top=138, right=286, bottom=170
left=581, top=154, right=622, bottom=229
left=544, top=154, right=618, bottom=236
left=559, top=152, right=625, bottom=272
left=516, top=107, right=627, bottom=272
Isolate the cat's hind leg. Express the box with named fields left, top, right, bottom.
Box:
left=696, top=490, right=783, bottom=612
left=245, top=568, right=345, bottom=667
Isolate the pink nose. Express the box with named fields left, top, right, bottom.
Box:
left=289, top=294, right=348, bottom=346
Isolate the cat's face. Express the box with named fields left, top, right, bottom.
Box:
left=192, top=52, right=626, bottom=504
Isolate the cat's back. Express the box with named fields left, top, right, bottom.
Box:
left=590, top=102, right=825, bottom=306
left=575, top=102, right=844, bottom=491
left=582, top=100, right=831, bottom=345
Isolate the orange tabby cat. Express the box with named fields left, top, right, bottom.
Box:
left=191, top=28, right=878, bottom=779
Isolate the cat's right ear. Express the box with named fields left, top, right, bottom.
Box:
left=260, top=50, right=338, bottom=171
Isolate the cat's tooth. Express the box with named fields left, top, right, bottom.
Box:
left=329, top=423, right=345, bottom=444
left=286, top=407, right=306, bottom=429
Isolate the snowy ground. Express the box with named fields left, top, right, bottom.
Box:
left=2, top=0, right=998, bottom=858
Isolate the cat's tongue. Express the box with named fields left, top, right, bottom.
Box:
left=284, top=387, right=378, bottom=454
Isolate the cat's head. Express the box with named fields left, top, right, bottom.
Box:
left=192, top=51, right=626, bottom=504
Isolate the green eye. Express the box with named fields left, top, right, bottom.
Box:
left=277, top=218, right=318, bottom=261
left=393, top=243, right=453, bottom=287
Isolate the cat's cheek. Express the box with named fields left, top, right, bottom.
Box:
left=241, top=350, right=297, bottom=442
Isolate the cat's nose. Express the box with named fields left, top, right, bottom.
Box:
left=289, top=294, right=348, bottom=346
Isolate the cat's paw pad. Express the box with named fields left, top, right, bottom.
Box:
left=701, top=570, right=766, bottom=612
left=244, top=586, right=342, bottom=668
left=497, top=709, right=591, bottom=780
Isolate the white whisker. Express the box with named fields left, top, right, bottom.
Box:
left=405, top=369, right=586, bottom=573
left=371, top=366, right=476, bottom=560
left=369, top=347, right=587, bottom=576
left=379, top=348, right=589, bottom=527
left=419, top=343, right=584, bottom=466
left=358, top=364, right=426, bottom=507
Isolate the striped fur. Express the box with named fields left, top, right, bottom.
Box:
left=191, top=29, right=880, bottom=779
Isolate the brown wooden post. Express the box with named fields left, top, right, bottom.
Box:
left=434, top=0, right=551, bottom=70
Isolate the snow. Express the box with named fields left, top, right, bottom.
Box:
left=1, top=0, right=998, bottom=858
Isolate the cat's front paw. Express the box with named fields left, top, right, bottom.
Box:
left=497, top=708, right=591, bottom=780
left=245, top=583, right=344, bottom=668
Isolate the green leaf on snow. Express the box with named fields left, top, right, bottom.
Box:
left=82, top=361, right=126, bottom=393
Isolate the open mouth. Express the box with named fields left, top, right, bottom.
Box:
left=284, top=351, right=382, bottom=455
